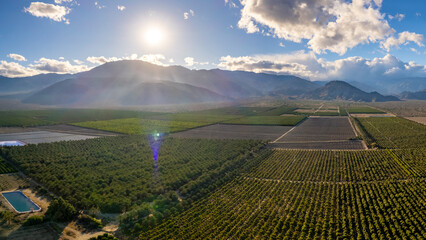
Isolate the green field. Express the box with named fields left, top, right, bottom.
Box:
left=146, top=113, right=241, bottom=123
left=0, top=109, right=158, bottom=127
left=0, top=136, right=264, bottom=217
left=257, top=106, right=296, bottom=116
left=141, top=149, right=426, bottom=239
left=347, top=107, right=386, bottom=114
left=223, top=116, right=305, bottom=126
left=355, top=117, right=426, bottom=149
left=0, top=157, right=16, bottom=174
left=73, top=118, right=208, bottom=134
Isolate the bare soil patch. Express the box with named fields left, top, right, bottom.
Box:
left=405, top=117, right=426, bottom=125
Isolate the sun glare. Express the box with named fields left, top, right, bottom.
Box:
left=145, top=27, right=164, bottom=46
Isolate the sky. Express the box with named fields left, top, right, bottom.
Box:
left=0, top=0, right=425, bottom=83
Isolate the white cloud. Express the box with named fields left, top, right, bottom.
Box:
left=24, top=2, right=70, bottom=24
left=237, top=0, right=395, bottom=55
left=381, top=31, right=424, bottom=51
left=54, top=0, right=73, bottom=4
left=86, top=56, right=121, bottom=64
left=117, top=5, right=125, bottom=11
left=218, top=52, right=426, bottom=82
left=388, top=13, right=405, bottom=21
left=59, top=57, right=65, bottom=60
left=86, top=54, right=168, bottom=66
left=7, top=54, right=27, bottom=62
left=30, top=58, right=89, bottom=74
left=0, top=61, right=39, bottom=77
left=184, top=57, right=195, bottom=66
left=184, top=9, right=194, bottom=20
left=225, top=0, right=238, bottom=8
left=279, top=42, right=285, bottom=48
left=73, top=59, right=84, bottom=64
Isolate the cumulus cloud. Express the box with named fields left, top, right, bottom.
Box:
left=54, top=0, right=73, bottom=4
left=0, top=61, right=39, bottom=77
left=30, top=58, right=89, bottom=74
left=218, top=51, right=426, bottom=82
left=225, top=0, right=238, bottom=8
left=388, top=13, right=405, bottom=21
left=87, top=54, right=168, bottom=66
left=7, top=54, right=27, bottom=62
left=236, top=0, right=396, bottom=55
left=184, top=9, right=194, bottom=20
left=117, top=5, right=125, bottom=11
left=184, top=57, right=195, bottom=66
left=381, top=31, right=424, bottom=51
left=24, top=2, right=70, bottom=24
left=95, top=2, right=105, bottom=9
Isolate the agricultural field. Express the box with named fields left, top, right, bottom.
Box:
left=72, top=118, right=208, bottom=134
left=141, top=149, right=426, bottom=239
left=257, top=106, right=297, bottom=116
left=223, top=116, right=305, bottom=126
left=355, top=117, right=426, bottom=149
left=0, top=156, right=16, bottom=174
left=172, top=124, right=293, bottom=140
left=347, top=107, right=385, bottom=114
left=0, top=131, right=99, bottom=145
left=0, top=136, right=264, bottom=230
left=273, top=117, right=364, bottom=150
left=0, top=109, right=157, bottom=127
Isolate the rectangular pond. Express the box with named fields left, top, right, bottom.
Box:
left=0, top=140, right=26, bottom=146
left=1, top=191, right=41, bottom=213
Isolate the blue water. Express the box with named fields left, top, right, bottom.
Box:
left=1, top=191, right=41, bottom=213
left=0, top=141, right=25, bottom=146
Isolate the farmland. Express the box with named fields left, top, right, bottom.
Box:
left=172, top=124, right=293, bottom=140
left=0, top=109, right=157, bottom=127
left=347, top=107, right=386, bottom=114
left=355, top=117, right=426, bottom=149
left=72, top=118, right=209, bottom=134
left=273, top=117, right=364, bottom=150
left=141, top=149, right=426, bottom=239
left=223, top=115, right=305, bottom=126
left=0, top=136, right=264, bottom=216
left=1, top=101, right=426, bottom=239
left=0, top=156, right=16, bottom=174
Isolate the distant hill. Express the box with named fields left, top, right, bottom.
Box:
left=0, top=73, right=72, bottom=96
left=22, top=60, right=319, bottom=106
left=302, top=81, right=400, bottom=102
left=399, top=89, right=426, bottom=100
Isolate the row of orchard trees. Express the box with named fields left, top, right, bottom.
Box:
left=0, top=135, right=266, bottom=233
left=142, top=174, right=426, bottom=239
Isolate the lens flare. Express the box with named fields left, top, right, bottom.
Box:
left=148, top=131, right=163, bottom=170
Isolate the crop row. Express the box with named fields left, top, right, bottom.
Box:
left=0, top=158, right=16, bottom=174
left=245, top=149, right=425, bottom=182
left=356, top=117, right=426, bottom=149
left=142, top=177, right=426, bottom=239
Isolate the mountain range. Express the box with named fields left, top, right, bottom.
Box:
left=1, top=60, right=421, bottom=106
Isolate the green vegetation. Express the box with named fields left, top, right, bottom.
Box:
left=347, top=107, right=385, bottom=114
left=89, top=233, right=119, bottom=240
left=0, top=211, right=14, bottom=225
left=356, top=117, right=426, bottom=148
left=257, top=106, right=296, bottom=116
left=141, top=149, right=426, bottom=239
left=0, top=157, right=16, bottom=174
left=223, top=116, right=305, bottom=126
left=78, top=214, right=103, bottom=229
left=23, top=215, right=44, bottom=226
left=312, top=111, right=340, bottom=116
left=147, top=113, right=241, bottom=123
left=0, top=136, right=263, bottom=216
left=45, top=197, right=77, bottom=222
left=73, top=118, right=207, bottom=134
left=0, top=109, right=159, bottom=127
left=193, top=106, right=272, bottom=116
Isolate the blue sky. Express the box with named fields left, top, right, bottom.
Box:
left=0, top=0, right=425, bottom=82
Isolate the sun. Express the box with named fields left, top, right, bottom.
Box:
left=145, top=27, right=164, bottom=47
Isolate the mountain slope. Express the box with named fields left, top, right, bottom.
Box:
left=302, top=81, right=400, bottom=102
left=0, top=73, right=72, bottom=95
left=399, top=89, right=426, bottom=100
left=23, top=78, right=229, bottom=106
left=23, top=60, right=319, bottom=106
